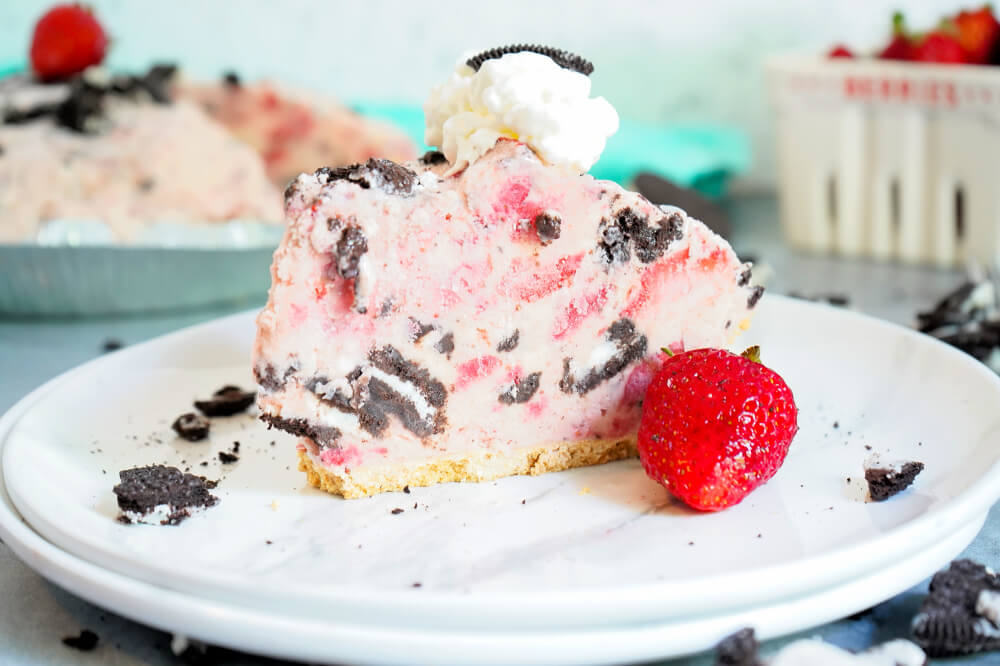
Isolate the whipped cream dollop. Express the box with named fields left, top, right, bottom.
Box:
left=424, top=51, right=619, bottom=174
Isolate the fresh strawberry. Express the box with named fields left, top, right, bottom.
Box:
left=30, top=4, right=108, bottom=82
left=954, top=5, right=1000, bottom=64
left=879, top=12, right=914, bottom=60
left=637, top=346, right=798, bottom=512
left=828, top=44, right=854, bottom=58
left=912, top=30, right=966, bottom=64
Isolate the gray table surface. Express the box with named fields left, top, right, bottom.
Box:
left=0, top=195, right=996, bottom=665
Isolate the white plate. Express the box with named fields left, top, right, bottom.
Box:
left=0, top=439, right=985, bottom=665
left=4, top=295, right=1000, bottom=633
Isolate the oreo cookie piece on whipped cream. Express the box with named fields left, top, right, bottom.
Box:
left=465, top=45, right=594, bottom=75
left=113, top=465, right=219, bottom=526
left=912, top=558, right=1000, bottom=657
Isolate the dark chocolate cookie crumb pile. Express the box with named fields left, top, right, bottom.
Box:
left=194, top=385, right=256, bottom=417
left=864, top=459, right=924, bottom=501
left=912, top=559, right=1000, bottom=656
left=917, top=276, right=1000, bottom=371
left=466, top=45, right=594, bottom=76
left=3, top=64, right=178, bottom=133
left=171, top=413, right=210, bottom=442
left=113, top=465, right=219, bottom=526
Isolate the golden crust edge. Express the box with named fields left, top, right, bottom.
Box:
left=297, top=437, right=638, bottom=499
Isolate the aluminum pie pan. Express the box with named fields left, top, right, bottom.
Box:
left=0, top=244, right=280, bottom=317
left=0, top=221, right=283, bottom=317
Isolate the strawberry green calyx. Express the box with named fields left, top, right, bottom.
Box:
left=740, top=345, right=762, bottom=363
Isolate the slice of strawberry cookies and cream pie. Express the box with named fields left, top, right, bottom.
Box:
left=252, top=46, right=763, bottom=498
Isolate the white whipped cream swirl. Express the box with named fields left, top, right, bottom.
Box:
left=423, top=51, right=619, bottom=174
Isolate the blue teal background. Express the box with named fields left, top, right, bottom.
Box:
left=0, top=0, right=966, bottom=189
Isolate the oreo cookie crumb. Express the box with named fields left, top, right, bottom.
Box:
left=171, top=413, right=210, bottom=442
left=218, top=451, right=238, bottom=464
left=534, top=212, right=561, bottom=244
left=738, top=267, right=752, bottom=287
left=912, top=559, right=1000, bottom=656
left=496, top=329, right=520, bottom=352
left=498, top=372, right=541, bottom=404
left=597, top=207, right=683, bottom=266
left=410, top=318, right=436, bottom=342
left=865, top=460, right=924, bottom=501
left=713, top=627, right=759, bottom=666
left=434, top=332, right=455, bottom=357
left=62, top=629, right=99, bottom=651
left=194, top=385, right=256, bottom=417
left=333, top=224, right=368, bottom=279
left=317, top=158, right=418, bottom=196
left=747, top=285, right=765, bottom=308
left=101, top=338, right=124, bottom=353
left=419, top=150, right=448, bottom=165
left=391, top=508, right=404, bottom=515
left=222, top=71, right=240, bottom=87
left=412, top=582, right=422, bottom=588
left=113, top=465, right=219, bottom=526
left=403, top=485, right=411, bottom=494
left=466, top=45, right=594, bottom=76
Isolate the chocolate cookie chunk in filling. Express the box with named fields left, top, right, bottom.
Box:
left=498, top=372, right=541, bottom=405
left=597, top=207, right=682, bottom=266
left=560, top=318, right=647, bottom=395
left=316, top=158, right=418, bottom=196
left=261, top=413, right=342, bottom=449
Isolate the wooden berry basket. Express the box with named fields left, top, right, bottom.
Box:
left=766, top=54, right=1000, bottom=267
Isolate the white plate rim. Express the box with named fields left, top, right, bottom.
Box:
left=0, top=426, right=983, bottom=666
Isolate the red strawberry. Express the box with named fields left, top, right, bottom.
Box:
left=879, top=12, right=914, bottom=61
left=912, top=31, right=966, bottom=64
left=954, top=6, right=1000, bottom=64
left=828, top=44, right=854, bottom=59
left=637, top=346, right=798, bottom=512
left=30, top=4, right=108, bottom=82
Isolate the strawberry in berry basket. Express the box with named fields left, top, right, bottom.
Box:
left=953, top=5, right=1000, bottom=64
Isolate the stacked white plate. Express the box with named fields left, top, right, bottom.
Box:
left=2, top=296, right=999, bottom=666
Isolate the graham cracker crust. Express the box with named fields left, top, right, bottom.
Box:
left=297, top=437, right=638, bottom=499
